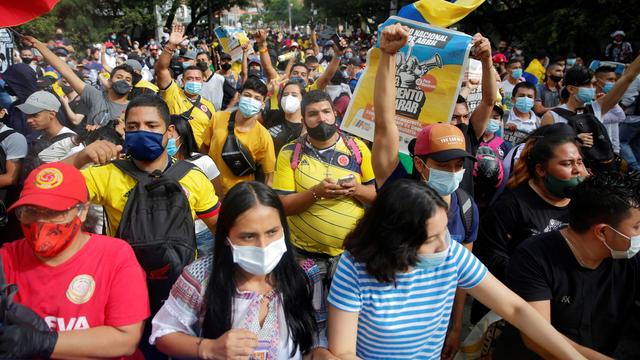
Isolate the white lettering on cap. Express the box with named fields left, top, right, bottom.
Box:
left=436, top=135, right=464, bottom=146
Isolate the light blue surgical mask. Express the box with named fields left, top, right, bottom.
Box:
left=239, top=96, right=263, bottom=118
left=182, top=61, right=192, bottom=69
left=511, top=68, right=523, bottom=79
left=486, top=119, right=501, bottom=134
left=424, top=167, right=465, bottom=196
left=566, top=58, right=576, bottom=67
left=576, top=87, right=595, bottom=103
left=514, top=96, right=534, bottom=113
left=184, top=81, right=202, bottom=95
left=416, top=232, right=451, bottom=270
left=602, top=82, right=614, bottom=94
left=166, top=137, right=179, bottom=157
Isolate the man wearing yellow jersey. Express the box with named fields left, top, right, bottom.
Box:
left=63, top=95, right=220, bottom=236
left=201, top=77, right=276, bottom=197
left=155, top=23, right=215, bottom=148
left=274, top=90, right=376, bottom=283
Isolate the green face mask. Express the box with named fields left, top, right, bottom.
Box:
left=543, top=174, right=583, bottom=199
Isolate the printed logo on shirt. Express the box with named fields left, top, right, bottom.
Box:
left=34, top=168, right=64, bottom=189
left=66, top=274, right=96, bottom=304
left=337, top=154, right=350, bottom=167
left=45, top=316, right=90, bottom=331
left=560, top=296, right=571, bottom=304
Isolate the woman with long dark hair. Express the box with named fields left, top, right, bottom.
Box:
left=150, top=182, right=331, bottom=359
left=168, top=115, right=221, bottom=255
left=327, top=179, right=586, bottom=360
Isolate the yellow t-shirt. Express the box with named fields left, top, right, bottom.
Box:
left=202, top=111, right=276, bottom=194
left=273, top=137, right=375, bottom=256
left=161, top=81, right=216, bottom=147
left=81, top=160, right=220, bottom=236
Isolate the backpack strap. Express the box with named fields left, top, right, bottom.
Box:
left=164, top=160, right=196, bottom=182
left=341, top=132, right=362, bottom=166
left=550, top=107, right=577, bottom=121
left=112, top=159, right=150, bottom=183
left=455, top=188, right=474, bottom=240
left=290, top=135, right=306, bottom=170
left=0, top=130, right=16, bottom=145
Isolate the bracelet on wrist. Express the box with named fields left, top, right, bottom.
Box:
left=311, top=187, right=320, bottom=201
left=259, top=47, right=268, bottom=53
left=335, top=55, right=343, bottom=61
left=196, top=337, right=204, bottom=359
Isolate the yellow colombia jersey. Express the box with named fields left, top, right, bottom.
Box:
left=202, top=111, right=276, bottom=194
left=161, top=81, right=216, bottom=147
left=273, top=137, right=375, bottom=256
left=81, top=159, right=220, bottom=236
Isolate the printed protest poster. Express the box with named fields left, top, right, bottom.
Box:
left=461, top=58, right=482, bottom=112
left=340, top=16, right=472, bottom=154
left=214, top=26, right=252, bottom=62
left=0, top=29, right=14, bottom=73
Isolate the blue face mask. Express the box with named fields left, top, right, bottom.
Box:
left=514, top=96, right=534, bottom=113
left=124, top=130, right=165, bottom=161
left=184, top=81, right=202, bottom=95
left=486, top=119, right=501, bottom=134
left=576, top=87, right=595, bottom=103
left=566, top=58, right=576, bottom=66
left=166, top=137, right=179, bottom=157
left=239, top=96, right=263, bottom=118
left=511, top=68, right=523, bottom=79
left=424, top=167, right=465, bottom=196
left=415, top=232, right=451, bottom=270
left=602, top=82, right=614, bottom=94
left=182, top=61, right=192, bottom=69
left=106, top=48, right=114, bottom=56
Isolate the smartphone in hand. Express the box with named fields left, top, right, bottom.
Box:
left=337, top=174, right=355, bottom=187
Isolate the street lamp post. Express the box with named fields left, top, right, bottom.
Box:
left=288, top=0, right=293, bottom=33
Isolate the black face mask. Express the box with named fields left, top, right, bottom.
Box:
left=111, top=80, right=132, bottom=96
left=61, top=84, right=73, bottom=95
left=221, top=63, right=232, bottom=71
left=4, top=85, right=15, bottom=96
left=549, top=75, right=563, bottom=83
left=21, top=57, right=33, bottom=64
left=307, top=121, right=337, bottom=142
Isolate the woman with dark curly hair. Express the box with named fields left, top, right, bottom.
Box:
left=326, top=179, right=585, bottom=360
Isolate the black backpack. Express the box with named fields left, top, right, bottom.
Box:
left=21, top=132, right=76, bottom=182
left=551, top=106, right=615, bottom=166
left=112, top=159, right=197, bottom=313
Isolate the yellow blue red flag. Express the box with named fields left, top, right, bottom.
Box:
left=398, top=0, right=485, bottom=27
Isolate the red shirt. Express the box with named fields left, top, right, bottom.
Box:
left=1, top=234, right=150, bottom=359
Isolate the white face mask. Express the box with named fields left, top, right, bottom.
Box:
left=603, top=226, right=640, bottom=259
left=281, top=95, right=301, bottom=114
left=228, top=235, right=287, bottom=275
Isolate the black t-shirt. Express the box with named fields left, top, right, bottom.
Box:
left=506, top=230, right=640, bottom=356
left=457, top=123, right=480, bottom=196
left=472, top=182, right=569, bottom=281
left=264, top=110, right=303, bottom=155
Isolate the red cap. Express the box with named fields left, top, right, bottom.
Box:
left=104, top=41, right=115, bottom=48
left=492, top=53, right=508, bottom=63
left=8, top=162, right=88, bottom=212
left=413, top=124, right=476, bottom=162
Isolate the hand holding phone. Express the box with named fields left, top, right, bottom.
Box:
left=337, top=174, right=355, bottom=187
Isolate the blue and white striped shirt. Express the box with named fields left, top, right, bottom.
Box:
left=328, top=240, right=487, bottom=359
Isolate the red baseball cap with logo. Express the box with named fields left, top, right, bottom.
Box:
left=8, top=162, right=88, bottom=212
left=413, top=124, right=476, bottom=162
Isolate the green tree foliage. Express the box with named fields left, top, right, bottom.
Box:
left=14, top=0, right=249, bottom=49
left=261, top=0, right=311, bottom=28
left=463, top=0, right=640, bottom=60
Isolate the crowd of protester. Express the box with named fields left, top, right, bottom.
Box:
left=0, top=14, right=640, bottom=360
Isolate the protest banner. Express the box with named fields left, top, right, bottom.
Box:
left=340, top=16, right=472, bottom=154
left=214, top=26, right=252, bottom=62
left=0, top=29, right=14, bottom=73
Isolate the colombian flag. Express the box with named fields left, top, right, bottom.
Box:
left=0, top=0, right=60, bottom=27
left=398, top=0, right=485, bottom=27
